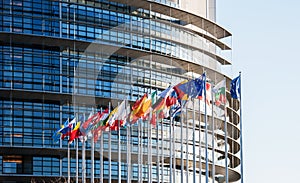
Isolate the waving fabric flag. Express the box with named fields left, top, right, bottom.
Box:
left=92, top=110, right=110, bottom=142
left=230, top=75, right=241, bottom=99
left=174, top=73, right=206, bottom=101
left=130, top=93, right=148, bottom=124
left=107, top=100, right=130, bottom=127
left=213, top=79, right=226, bottom=106
left=59, top=117, right=77, bottom=135
left=80, top=111, right=101, bottom=136
left=61, top=118, right=81, bottom=142
left=52, top=117, right=77, bottom=143
left=68, top=122, right=81, bottom=144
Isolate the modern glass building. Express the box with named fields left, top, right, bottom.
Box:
left=0, top=0, right=242, bottom=182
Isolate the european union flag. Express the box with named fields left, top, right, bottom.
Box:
left=230, top=75, right=241, bottom=99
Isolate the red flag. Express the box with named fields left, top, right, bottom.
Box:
left=68, top=122, right=81, bottom=143
left=150, top=113, right=157, bottom=128
left=132, top=94, right=147, bottom=110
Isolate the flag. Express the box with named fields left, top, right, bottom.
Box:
left=60, top=117, right=77, bottom=134
left=166, top=90, right=177, bottom=107
left=109, top=120, right=125, bottom=131
left=132, top=93, right=147, bottom=111
left=152, top=97, right=165, bottom=112
left=136, top=98, right=152, bottom=118
left=115, top=100, right=130, bottom=122
left=130, top=94, right=148, bottom=123
left=195, top=73, right=206, bottom=98
left=60, top=117, right=78, bottom=140
left=230, top=75, right=240, bottom=99
left=173, top=76, right=205, bottom=102
left=213, top=79, right=226, bottom=106
left=107, top=100, right=130, bottom=127
left=173, top=80, right=189, bottom=101
left=158, top=86, right=173, bottom=98
left=196, top=73, right=206, bottom=99
left=106, top=105, right=119, bottom=126
left=150, top=112, right=157, bottom=128
left=52, top=119, right=69, bottom=143
left=151, top=90, right=157, bottom=105
left=203, top=82, right=212, bottom=106
left=80, top=111, right=101, bottom=136
left=52, top=117, right=77, bottom=143
left=68, top=121, right=81, bottom=144
left=92, top=110, right=110, bottom=142
left=152, top=86, right=172, bottom=112
left=170, top=105, right=181, bottom=118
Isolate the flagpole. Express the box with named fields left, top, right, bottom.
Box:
left=172, top=111, right=176, bottom=183
left=108, top=102, right=112, bottom=183
left=180, top=104, right=184, bottom=183
left=66, top=114, right=70, bottom=183
left=198, top=98, right=202, bottom=183
left=156, top=110, right=160, bottom=183
left=118, top=102, right=121, bottom=183
left=169, top=115, right=173, bottom=183
left=161, top=113, right=164, bottom=182
left=223, top=77, right=229, bottom=183
left=138, top=118, right=142, bottom=183
left=91, top=130, right=95, bottom=183
left=126, top=125, right=131, bottom=183
left=148, top=106, right=152, bottom=183
left=239, top=72, right=244, bottom=183
left=82, top=135, right=86, bottom=183
left=100, top=107, right=104, bottom=183
left=211, top=83, right=215, bottom=183
left=204, top=76, right=209, bottom=183
left=68, top=134, right=70, bottom=183
left=126, top=101, right=132, bottom=183
left=76, top=115, right=79, bottom=183
left=192, top=98, right=196, bottom=183
left=185, top=102, right=189, bottom=183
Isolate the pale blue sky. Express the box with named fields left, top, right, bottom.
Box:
left=217, top=0, right=300, bottom=182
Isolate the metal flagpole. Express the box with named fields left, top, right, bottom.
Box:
left=180, top=106, right=184, bottom=183
left=108, top=102, right=112, bottom=183
left=204, top=76, right=209, bottom=183
left=172, top=112, right=176, bottom=183
left=126, top=101, right=132, bottom=183
left=118, top=102, right=121, bottom=183
left=161, top=114, right=164, bottom=182
left=185, top=102, right=189, bottom=183
left=91, top=130, right=95, bottom=183
left=148, top=107, right=152, bottom=183
left=211, top=83, right=215, bottom=183
left=239, top=72, right=244, bottom=183
left=100, top=108, right=103, bottom=183
left=127, top=124, right=131, bottom=183
left=67, top=103, right=70, bottom=183
left=192, top=99, right=196, bottom=183
left=155, top=88, right=159, bottom=183
left=198, top=98, right=202, bottom=183
left=138, top=118, right=142, bottom=183
left=82, top=136, right=86, bottom=183
left=156, top=109, right=160, bottom=183
left=224, top=77, right=229, bottom=183
left=169, top=116, right=173, bottom=183
left=76, top=118, right=79, bottom=183
left=68, top=129, right=70, bottom=183
left=141, top=114, right=144, bottom=183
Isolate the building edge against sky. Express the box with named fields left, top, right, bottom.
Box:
left=0, top=0, right=242, bottom=182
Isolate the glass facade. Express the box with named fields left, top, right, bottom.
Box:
left=0, top=0, right=241, bottom=182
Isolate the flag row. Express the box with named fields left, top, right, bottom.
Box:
left=52, top=73, right=241, bottom=144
